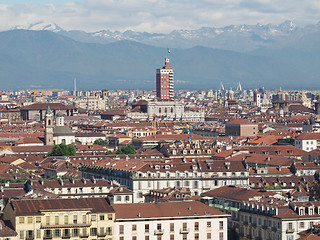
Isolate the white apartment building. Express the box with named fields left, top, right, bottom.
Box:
left=80, top=159, right=249, bottom=202
left=113, top=201, right=229, bottom=240
left=294, top=132, right=320, bottom=152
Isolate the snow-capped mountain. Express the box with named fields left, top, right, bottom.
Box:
left=11, top=20, right=320, bottom=52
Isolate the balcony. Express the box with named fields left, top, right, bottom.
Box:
left=80, top=234, right=89, bottom=238
left=43, top=235, right=52, bottom=239
left=97, top=232, right=106, bottom=237
left=243, top=221, right=248, bottom=226
left=62, top=234, right=71, bottom=239
left=41, top=223, right=91, bottom=229
left=154, top=229, right=164, bottom=235
left=262, top=225, right=268, bottom=230
left=286, top=228, right=295, bottom=233
left=251, top=223, right=257, bottom=227
left=180, top=228, right=190, bottom=234
left=26, top=236, right=35, bottom=240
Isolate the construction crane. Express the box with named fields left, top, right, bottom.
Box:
left=152, top=114, right=168, bottom=135
left=26, top=89, right=64, bottom=102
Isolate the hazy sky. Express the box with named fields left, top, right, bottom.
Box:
left=0, top=0, right=319, bottom=33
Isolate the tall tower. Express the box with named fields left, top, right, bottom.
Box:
left=156, top=57, right=174, bottom=99
left=45, top=106, right=54, bottom=145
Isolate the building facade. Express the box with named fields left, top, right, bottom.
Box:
left=156, top=58, right=174, bottom=100
left=3, top=198, right=115, bottom=240
left=113, top=201, right=228, bottom=240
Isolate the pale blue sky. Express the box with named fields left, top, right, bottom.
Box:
left=0, top=0, right=319, bottom=33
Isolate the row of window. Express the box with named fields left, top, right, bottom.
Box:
left=119, top=221, right=224, bottom=234
left=18, top=214, right=113, bottom=225
left=119, top=232, right=223, bottom=240
left=20, top=227, right=112, bottom=239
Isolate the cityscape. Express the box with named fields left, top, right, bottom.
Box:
left=0, top=52, right=319, bottom=240
left=1, top=1, right=320, bottom=240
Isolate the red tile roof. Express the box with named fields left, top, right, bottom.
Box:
left=114, top=201, right=227, bottom=219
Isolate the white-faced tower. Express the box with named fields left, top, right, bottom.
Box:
left=45, top=106, right=54, bottom=145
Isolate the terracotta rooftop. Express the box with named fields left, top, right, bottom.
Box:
left=114, top=201, right=227, bottom=219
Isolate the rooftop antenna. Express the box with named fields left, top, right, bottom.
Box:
left=236, top=82, right=242, bottom=91
left=74, top=77, right=77, bottom=97
left=219, top=82, right=225, bottom=91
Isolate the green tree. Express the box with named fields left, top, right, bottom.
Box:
left=48, top=143, right=76, bottom=156
left=105, top=150, right=113, bottom=155
left=116, top=144, right=137, bottom=155
left=94, top=138, right=108, bottom=146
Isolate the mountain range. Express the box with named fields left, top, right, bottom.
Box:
left=0, top=21, right=319, bottom=90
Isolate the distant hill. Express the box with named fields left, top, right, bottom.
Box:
left=0, top=29, right=318, bottom=90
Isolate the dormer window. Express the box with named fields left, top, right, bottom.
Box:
left=165, top=165, right=170, bottom=170
left=155, top=165, right=160, bottom=170
left=299, top=208, right=305, bottom=215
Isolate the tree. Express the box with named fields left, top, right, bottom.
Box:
left=116, top=144, right=137, bottom=155
left=94, top=138, right=108, bottom=146
left=48, top=143, right=76, bottom=156
left=105, top=150, right=113, bottom=155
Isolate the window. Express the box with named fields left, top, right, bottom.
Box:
left=119, top=225, right=124, bottom=234
left=44, top=230, right=52, bottom=238
left=132, top=237, right=137, bottom=240
left=63, top=229, right=70, bottom=237
left=106, top=227, right=112, bottom=235
left=207, top=221, right=211, bottom=228
left=145, top=236, right=150, bottom=240
left=20, top=231, right=24, bottom=239
left=195, top=222, right=199, bottom=231
left=54, top=229, right=61, bottom=237
left=73, top=229, right=79, bottom=237
left=36, top=217, right=41, bottom=223
left=183, top=234, right=187, bottom=240
left=195, top=233, right=199, bottom=240
left=82, top=215, right=86, bottom=224
left=90, top=228, right=97, bottom=236
left=46, top=216, right=50, bottom=225
left=170, top=223, right=174, bottom=232
left=91, top=215, right=96, bottom=221
left=183, top=222, right=187, bottom=231
left=145, top=224, right=149, bottom=233
left=207, top=233, right=211, bottom=239
left=19, top=217, right=24, bottom=224
left=132, top=224, right=137, bottom=232
left=27, top=217, right=32, bottom=223
left=300, top=222, right=305, bottom=228
left=170, top=235, right=174, bottom=240
left=157, top=236, right=162, bottom=240
left=82, top=228, right=87, bottom=236
left=99, top=227, right=104, bottom=235
left=64, top=216, right=68, bottom=224
left=126, top=196, right=130, bottom=201
left=72, top=215, right=77, bottom=224
left=117, top=196, right=122, bottom=202
left=100, top=215, right=105, bottom=221
left=55, top=216, right=59, bottom=225
left=219, top=221, right=224, bottom=230
left=36, top=229, right=41, bottom=238
left=288, top=222, right=293, bottom=230
left=219, top=232, right=224, bottom=240
left=108, top=214, right=113, bottom=220
left=157, top=224, right=162, bottom=230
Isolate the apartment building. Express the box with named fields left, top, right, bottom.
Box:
left=3, top=198, right=115, bottom=240
left=201, top=186, right=320, bottom=240
left=26, top=178, right=133, bottom=204
left=113, top=201, right=228, bottom=240
left=80, top=158, right=249, bottom=202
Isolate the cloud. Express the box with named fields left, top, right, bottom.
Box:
left=0, top=0, right=319, bottom=33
